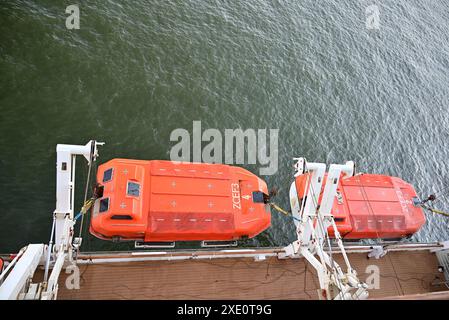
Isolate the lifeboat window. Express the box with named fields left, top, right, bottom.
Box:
left=99, top=198, right=109, bottom=213
left=127, top=182, right=140, bottom=197
left=103, top=168, right=113, bottom=183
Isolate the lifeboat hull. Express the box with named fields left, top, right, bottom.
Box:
left=290, top=173, right=426, bottom=240
left=90, top=159, right=271, bottom=242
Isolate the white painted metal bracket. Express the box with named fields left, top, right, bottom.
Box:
left=0, top=244, right=45, bottom=300
left=283, top=157, right=368, bottom=300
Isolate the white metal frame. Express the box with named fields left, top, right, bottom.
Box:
left=0, top=245, right=45, bottom=300
left=54, top=141, right=101, bottom=249
left=281, top=157, right=369, bottom=300
left=0, top=141, right=102, bottom=300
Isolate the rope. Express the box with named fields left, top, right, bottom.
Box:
left=417, top=192, right=449, bottom=217
left=421, top=205, right=449, bottom=217
left=74, top=198, right=96, bottom=221
left=269, top=202, right=301, bottom=222
left=78, top=143, right=95, bottom=239
left=75, top=141, right=97, bottom=255
left=432, top=182, right=449, bottom=201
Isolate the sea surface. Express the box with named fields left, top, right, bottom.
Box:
left=1, top=0, right=449, bottom=252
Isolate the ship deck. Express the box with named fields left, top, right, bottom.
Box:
left=49, top=245, right=449, bottom=300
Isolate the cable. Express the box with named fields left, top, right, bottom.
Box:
left=432, top=181, right=449, bottom=199
left=76, top=141, right=98, bottom=256
left=305, top=168, right=347, bottom=299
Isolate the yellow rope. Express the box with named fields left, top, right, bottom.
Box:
left=269, top=202, right=290, bottom=216
left=421, top=203, right=449, bottom=217
left=425, top=206, right=449, bottom=217
left=80, top=198, right=95, bottom=214
left=269, top=202, right=303, bottom=223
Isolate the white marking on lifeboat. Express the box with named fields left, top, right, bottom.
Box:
left=219, top=219, right=227, bottom=222
left=217, top=172, right=223, bottom=175
left=205, top=219, right=212, bottom=222
left=208, top=201, right=214, bottom=208
left=395, top=189, right=410, bottom=214
left=231, top=183, right=241, bottom=209
left=171, top=181, right=176, bottom=187
left=120, top=202, right=127, bottom=209
left=159, top=168, right=166, bottom=171
left=174, top=219, right=181, bottom=222
left=123, top=169, right=128, bottom=175
left=190, top=218, right=197, bottom=222
left=174, top=169, right=181, bottom=172
left=156, top=218, right=165, bottom=221
left=242, top=195, right=251, bottom=200
left=170, top=200, right=177, bottom=207
left=207, top=183, right=213, bottom=189
left=242, top=218, right=259, bottom=224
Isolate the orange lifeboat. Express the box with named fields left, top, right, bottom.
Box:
left=293, top=173, right=426, bottom=240
left=89, top=159, right=271, bottom=242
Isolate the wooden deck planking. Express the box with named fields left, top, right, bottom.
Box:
left=52, top=250, right=447, bottom=300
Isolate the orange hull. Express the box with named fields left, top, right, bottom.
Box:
left=294, top=173, right=426, bottom=239
left=90, top=159, right=271, bottom=242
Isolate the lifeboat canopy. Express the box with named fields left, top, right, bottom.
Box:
left=90, top=159, right=272, bottom=243
left=291, top=173, right=426, bottom=240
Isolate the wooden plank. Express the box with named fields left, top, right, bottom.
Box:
left=47, top=250, right=447, bottom=300
left=376, top=291, right=449, bottom=300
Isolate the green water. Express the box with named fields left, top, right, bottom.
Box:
left=1, top=0, right=449, bottom=253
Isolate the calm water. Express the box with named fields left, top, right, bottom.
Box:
left=1, top=0, right=449, bottom=253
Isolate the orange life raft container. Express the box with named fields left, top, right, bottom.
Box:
left=293, top=173, right=426, bottom=239
left=89, top=159, right=271, bottom=242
